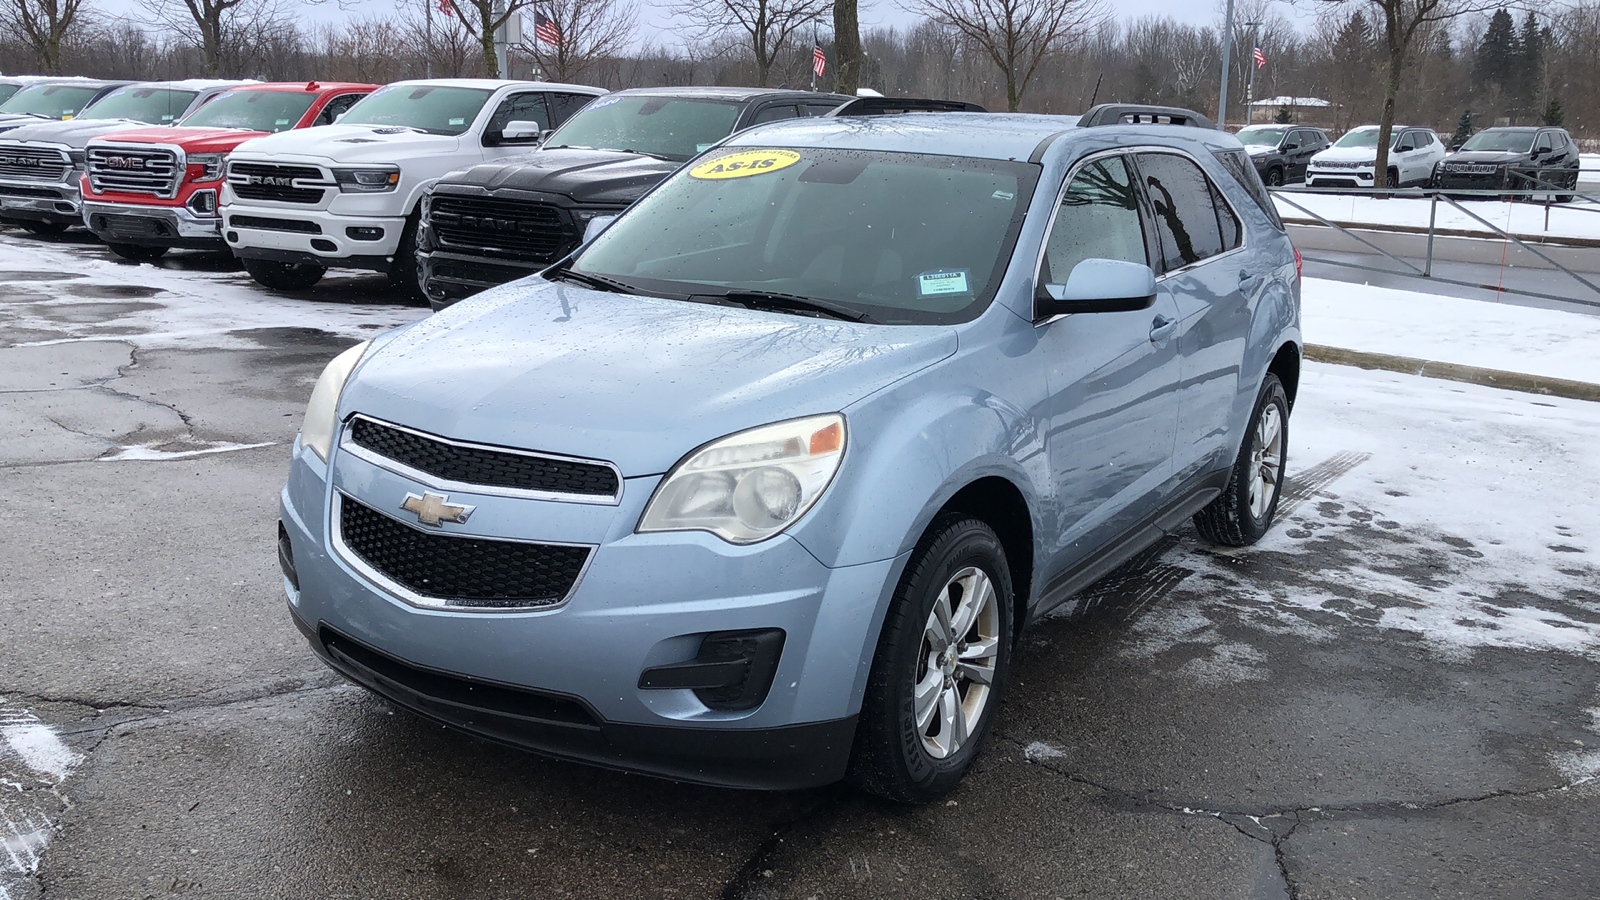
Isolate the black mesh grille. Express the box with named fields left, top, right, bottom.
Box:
left=94, top=214, right=171, bottom=239
left=339, top=497, right=588, bottom=607
left=229, top=214, right=321, bottom=234
left=349, top=418, right=620, bottom=498
left=228, top=162, right=327, bottom=204
left=430, top=194, right=580, bottom=263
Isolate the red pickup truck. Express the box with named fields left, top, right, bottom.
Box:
left=81, top=81, right=377, bottom=260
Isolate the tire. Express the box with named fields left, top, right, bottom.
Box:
left=851, top=516, right=1014, bottom=804
left=1193, top=373, right=1289, bottom=547
left=1556, top=195, right=1576, bottom=205
left=387, top=211, right=428, bottom=306
left=107, top=243, right=169, bottom=261
left=1386, top=168, right=1400, bottom=190
left=242, top=257, right=326, bottom=291
left=20, top=221, right=67, bottom=237
left=1265, top=166, right=1285, bottom=187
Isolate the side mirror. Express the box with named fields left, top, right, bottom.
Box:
left=581, top=214, right=617, bottom=246
left=333, top=112, right=345, bottom=123
left=1035, top=258, right=1157, bottom=319
left=1532, top=145, right=1549, bottom=157
left=1282, top=142, right=1299, bottom=152
left=500, top=120, right=545, bottom=143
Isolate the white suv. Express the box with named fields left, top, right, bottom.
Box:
left=1306, top=125, right=1445, bottom=189
left=221, top=79, right=604, bottom=296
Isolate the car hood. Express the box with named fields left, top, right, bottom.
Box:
left=340, top=280, right=958, bottom=476
left=0, top=118, right=165, bottom=149
left=440, top=148, right=681, bottom=206
left=1245, top=145, right=1277, bottom=157
left=1312, top=146, right=1381, bottom=164
left=234, top=123, right=461, bottom=162
left=1446, top=151, right=1528, bottom=165
left=94, top=125, right=268, bottom=153
left=0, top=113, right=55, bottom=133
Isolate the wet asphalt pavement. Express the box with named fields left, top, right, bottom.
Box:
left=2, top=229, right=1598, bottom=900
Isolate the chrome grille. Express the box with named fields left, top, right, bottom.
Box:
left=87, top=145, right=180, bottom=197
left=0, top=145, right=69, bottom=181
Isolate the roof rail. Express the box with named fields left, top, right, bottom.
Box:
left=827, top=97, right=987, bottom=117
left=1078, top=104, right=1214, bottom=129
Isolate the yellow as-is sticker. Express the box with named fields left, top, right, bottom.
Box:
left=690, top=149, right=801, bottom=180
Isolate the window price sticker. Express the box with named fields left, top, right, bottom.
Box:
left=690, top=149, right=801, bottom=180
left=918, top=270, right=971, bottom=297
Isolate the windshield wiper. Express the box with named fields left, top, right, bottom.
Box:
left=544, top=261, right=632, bottom=293
left=703, top=290, right=874, bottom=323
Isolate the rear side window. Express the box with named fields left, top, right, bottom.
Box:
left=751, top=104, right=799, bottom=124
left=1137, top=152, right=1224, bottom=270
left=1040, top=156, right=1147, bottom=284
left=1211, top=148, right=1284, bottom=231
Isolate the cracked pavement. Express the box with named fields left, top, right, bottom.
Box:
left=2, top=230, right=1599, bottom=899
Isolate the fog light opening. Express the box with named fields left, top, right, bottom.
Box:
left=638, top=628, right=786, bottom=711
left=345, top=226, right=384, bottom=241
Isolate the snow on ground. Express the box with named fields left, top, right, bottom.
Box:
left=1302, top=277, right=1600, bottom=384
left=1, top=704, right=80, bottom=900
left=1275, top=189, right=1600, bottom=241
left=0, top=236, right=427, bottom=352
left=1583, top=154, right=1599, bottom=186
left=1121, top=363, right=1600, bottom=683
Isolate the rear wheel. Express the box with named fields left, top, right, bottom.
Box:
left=107, top=243, right=170, bottom=261
left=242, top=257, right=326, bottom=291
left=851, top=517, right=1013, bottom=804
left=20, top=221, right=67, bottom=237
left=1193, top=374, right=1289, bottom=547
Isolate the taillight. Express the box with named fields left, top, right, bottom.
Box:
left=1293, top=246, right=1303, bottom=282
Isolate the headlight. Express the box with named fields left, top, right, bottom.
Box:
left=300, top=341, right=370, bottom=460
left=333, top=167, right=401, bottom=193
left=185, top=153, right=223, bottom=182
left=638, top=414, right=845, bottom=544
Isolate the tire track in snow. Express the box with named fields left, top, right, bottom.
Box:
left=0, top=704, right=81, bottom=900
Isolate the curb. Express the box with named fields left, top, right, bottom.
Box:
left=1305, top=345, right=1600, bottom=403
left=1282, top=218, right=1600, bottom=249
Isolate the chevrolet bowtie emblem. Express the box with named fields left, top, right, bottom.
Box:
left=400, top=491, right=475, bottom=527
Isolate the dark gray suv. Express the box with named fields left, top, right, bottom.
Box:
left=1237, top=124, right=1330, bottom=186
left=1436, top=126, right=1581, bottom=201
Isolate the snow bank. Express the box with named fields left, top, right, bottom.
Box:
left=1276, top=189, right=1600, bottom=241
left=1302, top=277, right=1600, bottom=384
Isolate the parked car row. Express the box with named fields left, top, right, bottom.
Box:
left=1236, top=121, right=1583, bottom=199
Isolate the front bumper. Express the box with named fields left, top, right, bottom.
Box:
left=83, top=200, right=222, bottom=249
left=279, top=427, right=899, bottom=789
left=222, top=205, right=406, bottom=273
left=0, top=176, right=82, bottom=225
left=1305, top=167, right=1373, bottom=189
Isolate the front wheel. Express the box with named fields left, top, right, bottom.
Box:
left=107, top=243, right=169, bottom=261
left=387, top=211, right=428, bottom=306
left=851, top=517, right=1013, bottom=804
left=1264, top=166, right=1285, bottom=187
left=1193, top=373, right=1289, bottom=547
left=242, top=257, right=326, bottom=291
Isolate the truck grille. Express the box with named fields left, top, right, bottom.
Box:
left=337, top=495, right=591, bottom=609
left=87, top=146, right=180, bottom=197
left=348, top=416, right=620, bottom=500
left=0, top=145, right=69, bottom=181
left=429, top=194, right=580, bottom=263
left=227, top=162, right=328, bottom=204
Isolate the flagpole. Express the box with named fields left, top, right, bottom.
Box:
left=1244, top=23, right=1259, bottom=125
left=811, top=20, right=818, bottom=92
left=425, top=0, right=433, bottom=79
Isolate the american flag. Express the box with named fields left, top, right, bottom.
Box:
left=534, top=11, right=563, bottom=47
left=437, top=0, right=452, bottom=16
left=813, top=46, right=826, bottom=78
left=1252, top=46, right=1266, bottom=69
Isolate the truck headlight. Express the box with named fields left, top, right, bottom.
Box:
left=638, top=414, right=845, bottom=545
left=333, top=167, right=400, bottom=193
left=300, top=341, right=370, bottom=461
left=185, top=153, right=224, bottom=182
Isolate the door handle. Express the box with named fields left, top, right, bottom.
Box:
left=1149, top=315, right=1177, bottom=344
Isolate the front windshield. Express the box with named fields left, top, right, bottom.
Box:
left=1460, top=131, right=1536, bottom=153
left=80, top=87, right=198, bottom=123
left=573, top=147, right=1039, bottom=325
left=0, top=84, right=102, bottom=118
left=1333, top=129, right=1395, bottom=150
left=338, top=85, right=491, bottom=136
left=179, top=89, right=318, bottom=133
left=547, top=95, right=742, bottom=161
left=1238, top=126, right=1288, bottom=148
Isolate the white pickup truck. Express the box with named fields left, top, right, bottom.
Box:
left=220, top=78, right=605, bottom=297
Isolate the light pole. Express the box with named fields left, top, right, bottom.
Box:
left=1243, top=22, right=1259, bottom=126
left=1216, top=0, right=1235, bottom=128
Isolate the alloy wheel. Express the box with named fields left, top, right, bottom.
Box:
left=914, top=566, right=1000, bottom=759
left=1248, top=404, right=1284, bottom=520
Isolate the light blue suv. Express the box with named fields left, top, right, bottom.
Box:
left=278, top=104, right=1302, bottom=803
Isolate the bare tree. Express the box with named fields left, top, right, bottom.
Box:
left=902, top=0, right=1110, bottom=111
left=673, top=0, right=831, bottom=87
left=1, top=0, right=92, bottom=73
left=512, top=0, right=636, bottom=82
left=140, top=0, right=293, bottom=76
left=833, top=0, right=861, bottom=94
left=1308, top=0, right=1499, bottom=187
left=441, top=0, right=537, bottom=77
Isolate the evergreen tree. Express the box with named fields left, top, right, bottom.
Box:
left=1473, top=9, right=1519, bottom=101
left=1517, top=11, right=1544, bottom=114
left=1542, top=98, right=1564, bottom=126
left=1450, top=109, right=1473, bottom=149
left=1275, top=105, right=1291, bottom=124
